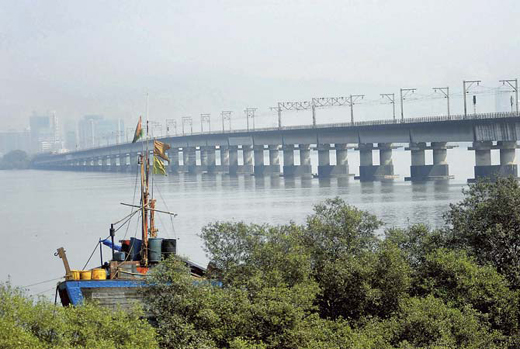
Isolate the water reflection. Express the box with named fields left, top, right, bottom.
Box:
left=0, top=170, right=469, bottom=298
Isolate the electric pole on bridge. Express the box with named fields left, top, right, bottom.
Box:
left=312, top=97, right=351, bottom=126
left=348, top=95, right=364, bottom=123
left=312, top=96, right=362, bottom=124
left=380, top=93, right=396, bottom=121
left=271, top=101, right=312, bottom=129
left=400, top=88, right=416, bottom=120
left=166, top=119, right=177, bottom=136
left=433, top=87, right=450, bottom=117
left=182, top=117, right=192, bottom=135
left=499, top=79, right=519, bottom=114
left=244, top=108, right=257, bottom=131
left=463, top=80, right=480, bottom=117
left=221, top=111, right=232, bottom=132
left=201, top=114, right=211, bottom=133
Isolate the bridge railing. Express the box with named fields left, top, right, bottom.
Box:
left=177, top=111, right=519, bottom=135
left=50, top=111, right=520, bottom=156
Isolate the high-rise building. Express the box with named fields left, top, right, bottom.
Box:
left=0, top=129, right=31, bottom=156
left=29, top=112, right=64, bottom=153
left=63, top=120, right=78, bottom=151
left=78, top=115, right=124, bottom=149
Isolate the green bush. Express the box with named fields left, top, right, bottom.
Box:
left=444, top=177, right=520, bottom=288
left=0, top=283, right=157, bottom=349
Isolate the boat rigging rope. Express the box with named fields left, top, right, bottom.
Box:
left=153, top=179, right=177, bottom=239
left=82, top=238, right=106, bottom=270
left=112, top=208, right=140, bottom=226
left=124, top=167, right=140, bottom=239
left=34, top=286, right=57, bottom=296
left=22, top=276, right=64, bottom=289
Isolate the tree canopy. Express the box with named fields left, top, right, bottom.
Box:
left=0, top=149, right=31, bottom=169
left=144, top=185, right=520, bottom=348
left=5, top=179, right=520, bottom=348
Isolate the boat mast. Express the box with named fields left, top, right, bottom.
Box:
left=141, top=93, right=151, bottom=266
left=140, top=150, right=149, bottom=266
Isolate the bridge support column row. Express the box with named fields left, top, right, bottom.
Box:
left=315, top=144, right=350, bottom=178
left=253, top=145, right=267, bottom=176
left=469, top=141, right=518, bottom=182
left=229, top=146, right=239, bottom=175
left=167, top=148, right=181, bottom=174
left=280, top=144, right=311, bottom=178
left=219, top=146, right=230, bottom=173
left=239, top=146, right=254, bottom=174
left=355, top=143, right=397, bottom=181
left=405, top=142, right=453, bottom=181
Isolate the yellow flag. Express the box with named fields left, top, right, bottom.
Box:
left=154, top=140, right=171, bottom=161
left=153, top=156, right=167, bottom=176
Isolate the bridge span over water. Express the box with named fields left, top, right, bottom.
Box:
left=33, top=112, right=520, bottom=182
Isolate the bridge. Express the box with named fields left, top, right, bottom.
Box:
left=33, top=111, right=520, bottom=182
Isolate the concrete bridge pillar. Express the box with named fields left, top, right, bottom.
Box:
left=112, top=155, right=121, bottom=171
left=331, top=143, right=350, bottom=177
left=432, top=142, right=448, bottom=165
left=168, top=148, right=180, bottom=174
left=282, top=144, right=314, bottom=177
left=283, top=145, right=295, bottom=166
left=102, top=157, right=111, bottom=171
left=298, top=144, right=312, bottom=178
left=253, top=145, right=266, bottom=176
left=405, top=142, right=452, bottom=181
left=282, top=144, right=296, bottom=176
left=474, top=141, right=492, bottom=166
left=205, top=146, right=217, bottom=173
left=317, top=144, right=332, bottom=177
left=200, top=147, right=209, bottom=173
left=93, top=157, right=102, bottom=171
left=186, top=147, right=198, bottom=174
left=379, top=144, right=393, bottom=166
left=182, top=147, right=190, bottom=173
left=410, top=143, right=426, bottom=166
left=268, top=145, right=281, bottom=175
left=499, top=141, right=516, bottom=165
left=219, top=145, right=230, bottom=173
left=118, top=154, right=126, bottom=171
left=359, top=143, right=373, bottom=166
left=129, top=153, right=139, bottom=172
left=469, top=141, right=518, bottom=182
left=240, top=145, right=254, bottom=174
left=229, top=145, right=239, bottom=175
left=356, top=143, right=396, bottom=181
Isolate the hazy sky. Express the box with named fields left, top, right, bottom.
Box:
left=1, top=0, right=519, bottom=131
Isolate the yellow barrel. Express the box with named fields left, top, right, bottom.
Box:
left=91, top=268, right=106, bottom=280
left=80, top=270, right=92, bottom=280
left=71, top=270, right=80, bottom=281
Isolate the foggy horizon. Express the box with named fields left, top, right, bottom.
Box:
left=1, top=0, right=519, bottom=131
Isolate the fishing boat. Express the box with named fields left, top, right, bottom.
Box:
left=55, top=118, right=205, bottom=310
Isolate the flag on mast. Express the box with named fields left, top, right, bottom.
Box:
left=153, top=156, right=167, bottom=176
left=132, top=116, right=144, bottom=143
left=154, top=140, right=171, bottom=162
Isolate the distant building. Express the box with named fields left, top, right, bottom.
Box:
left=0, top=129, right=31, bottom=157
left=78, top=115, right=124, bottom=149
left=29, top=113, right=62, bottom=153
left=63, top=120, right=78, bottom=151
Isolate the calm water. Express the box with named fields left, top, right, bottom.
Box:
left=1, top=146, right=508, bottom=298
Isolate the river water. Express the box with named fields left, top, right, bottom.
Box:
left=0, top=146, right=507, bottom=298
